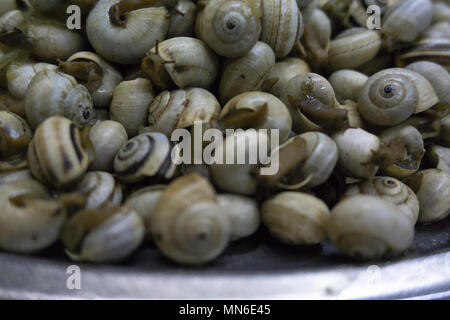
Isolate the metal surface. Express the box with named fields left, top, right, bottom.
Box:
left=0, top=218, right=449, bottom=300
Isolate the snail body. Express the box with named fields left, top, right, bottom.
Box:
left=142, top=37, right=219, bottom=89
left=25, top=69, right=94, bottom=129
left=27, top=116, right=90, bottom=188
left=113, top=132, right=177, bottom=184
left=260, top=0, right=302, bottom=59
left=328, top=195, right=414, bottom=260
left=86, top=0, right=169, bottom=64
left=358, top=68, right=439, bottom=126
left=344, top=177, right=420, bottom=226
left=195, top=0, right=262, bottom=58
left=110, top=78, right=154, bottom=137
left=150, top=173, right=231, bottom=265
left=262, top=192, right=330, bottom=245
left=219, top=41, right=275, bottom=104
left=61, top=206, right=145, bottom=263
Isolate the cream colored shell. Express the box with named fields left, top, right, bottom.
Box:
left=0, top=110, right=32, bottom=158
left=428, top=145, right=450, bottom=174
left=262, top=192, right=330, bottom=245
left=167, top=0, right=197, bottom=38
left=265, top=58, right=310, bottom=98
left=406, top=61, right=450, bottom=103
left=328, top=69, right=368, bottom=102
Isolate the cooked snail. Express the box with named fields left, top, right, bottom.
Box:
left=262, top=191, right=330, bottom=245
left=167, top=0, right=197, bottom=38
left=217, top=194, right=260, bottom=241
left=0, top=89, right=25, bottom=117
left=73, top=171, right=122, bottom=209
left=25, top=69, right=94, bottom=129
left=0, top=110, right=32, bottom=159
left=61, top=205, right=145, bottom=263
left=264, top=58, right=310, bottom=98
left=113, top=132, right=177, bottom=184
left=344, top=177, right=420, bottom=226
left=428, top=145, right=450, bottom=174
left=328, top=69, right=368, bottom=102
left=150, top=173, right=231, bottom=265
left=327, top=195, right=415, bottom=260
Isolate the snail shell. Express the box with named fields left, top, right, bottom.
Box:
left=220, top=91, right=292, bottom=143
left=219, top=41, right=275, bottom=104
left=344, top=177, right=420, bottom=226
left=167, top=0, right=197, bottom=38
left=86, top=0, right=169, bottom=64
left=327, top=28, right=381, bottom=71
left=433, top=2, right=450, bottom=23
left=260, top=0, right=302, bottom=59
left=0, top=110, right=32, bottom=158
left=0, top=169, right=32, bottom=185
left=195, top=0, right=262, bottom=58
left=124, top=184, right=166, bottom=236
left=295, top=0, right=314, bottom=9
left=328, top=69, right=368, bottom=102
left=113, top=132, right=177, bottom=184
left=6, top=60, right=57, bottom=99
left=61, top=51, right=123, bottom=107
left=110, top=78, right=154, bottom=137
left=378, top=124, right=425, bottom=179
left=405, top=169, right=450, bottom=223
left=61, top=206, right=145, bottom=263
left=150, top=173, right=231, bottom=265
left=210, top=129, right=271, bottom=195
left=382, top=0, right=434, bottom=45
left=74, top=171, right=122, bottom=210
left=396, top=38, right=450, bottom=72
left=339, top=100, right=364, bottom=129
left=0, top=179, right=84, bottom=253
left=261, top=191, right=330, bottom=245
left=25, top=69, right=94, bottom=129
left=142, top=37, right=219, bottom=90
left=440, top=115, right=450, bottom=147
left=0, top=90, right=26, bottom=117
left=358, top=68, right=439, bottom=126
left=88, top=120, right=128, bottom=171
left=217, top=193, right=260, bottom=241
left=148, top=88, right=220, bottom=136
left=406, top=61, right=450, bottom=104
left=265, top=58, right=310, bottom=98
left=332, top=128, right=380, bottom=179
left=328, top=195, right=414, bottom=260
left=27, top=116, right=90, bottom=188
left=428, top=145, right=450, bottom=174
left=0, top=0, right=18, bottom=16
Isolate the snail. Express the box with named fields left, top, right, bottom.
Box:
left=0, top=89, right=25, bottom=117
left=328, top=69, right=368, bottom=102
left=357, top=51, right=394, bottom=76
left=358, top=68, right=439, bottom=126
left=210, top=129, right=271, bottom=195
left=167, top=0, right=197, bottom=38
left=195, top=0, right=262, bottom=58
left=59, top=51, right=123, bottom=107
left=264, top=58, right=310, bottom=98
left=219, top=91, right=292, bottom=143
left=260, top=0, right=303, bottom=59
left=110, top=78, right=154, bottom=137
left=261, top=192, right=330, bottom=245
left=421, top=21, right=450, bottom=40
left=142, top=37, right=219, bottom=90
left=217, top=194, right=260, bottom=241
left=0, top=110, right=31, bottom=171
left=219, top=41, right=275, bottom=104
left=73, top=171, right=122, bottom=210
left=88, top=120, right=128, bottom=171
left=406, top=61, right=450, bottom=104
left=113, top=132, right=178, bottom=184
left=6, top=60, right=57, bottom=99
left=405, top=169, right=450, bottom=223
left=378, top=124, right=425, bottom=179
left=148, top=88, right=220, bottom=136
left=381, top=0, right=434, bottom=50
left=86, top=0, right=169, bottom=64
left=0, top=169, right=32, bottom=185
left=25, top=69, right=94, bottom=129
left=299, top=6, right=331, bottom=68
left=61, top=205, right=145, bottom=263
left=344, top=177, right=420, bottom=226
left=0, top=179, right=85, bottom=253
left=339, top=100, right=364, bottom=129
left=150, top=173, right=231, bottom=265
left=124, top=184, right=166, bottom=236
left=433, top=2, right=450, bottom=23
left=327, top=195, right=415, bottom=260
left=428, top=145, right=450, bottom=174
left=327, top=28, right=382, bottom=71
left=0, top=0, right=19, bottom=17
left=27, top=116, right=91, bottom=189
left=280, top=73, right=349, bottom=133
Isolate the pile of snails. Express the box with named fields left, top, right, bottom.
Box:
left=0, top=0, right=449, bottom=266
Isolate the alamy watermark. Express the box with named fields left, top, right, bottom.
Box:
left=66, top=265, right=81, bottom=290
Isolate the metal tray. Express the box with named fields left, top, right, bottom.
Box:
left=0, top=217, right=449, bottom=300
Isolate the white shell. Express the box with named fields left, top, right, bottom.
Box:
left=328, top=69, right=368, bottom=102
left=74, top=171, right=123, bottom=209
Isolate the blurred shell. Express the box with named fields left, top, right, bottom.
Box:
left=428, top=145, right=450, bottom=173
left=74, top=171, right=122, bottom=209
left=265, top=58, right=310, bottom=98
left=328, top=69, right=368, bottom=102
